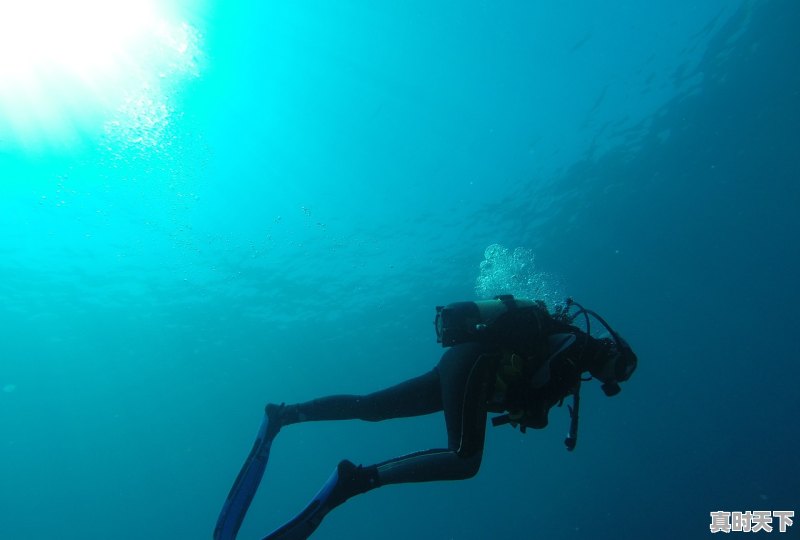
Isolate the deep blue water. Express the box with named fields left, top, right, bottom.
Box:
left=1, top=1, right=798, bottom=539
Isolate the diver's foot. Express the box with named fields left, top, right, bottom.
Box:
left=326, top=459, right=380, bottom=510
left=263, top=403, right=288, bottom=438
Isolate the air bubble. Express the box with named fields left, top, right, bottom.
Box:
left=475, top=243, right=564, bottom=308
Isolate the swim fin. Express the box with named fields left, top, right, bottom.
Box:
left=261, top=460, right=377, bottom=540
left=260, top=465, right=342, bottom=540
left=214, top=412, right=280, bottom=540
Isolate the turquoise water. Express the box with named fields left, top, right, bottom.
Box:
left=1, top=1, right=798, bottom=538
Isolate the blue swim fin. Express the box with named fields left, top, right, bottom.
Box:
left=214, top=413, right=279, bottom=540
left=260, top=465, right=342, bottom=540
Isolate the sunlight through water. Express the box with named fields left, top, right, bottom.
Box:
left=0, top=0, right=202, bottom=152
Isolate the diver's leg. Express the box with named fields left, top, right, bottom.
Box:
left=321, top=341, right=499, bottom=500
left=375, top=342, right=498, bottom=485
left=261, top=344, right=498, bottom=538
left=305, top=342, right=497, bottom=513
left=269, top=368, right=442, bottom=428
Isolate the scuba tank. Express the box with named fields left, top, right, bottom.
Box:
left=434, top=294, right=544, bottom=347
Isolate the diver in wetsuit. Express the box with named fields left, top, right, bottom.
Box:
left=214, top=296, right=638, bottom=540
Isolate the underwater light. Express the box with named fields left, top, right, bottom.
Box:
left=0, top=0, right=200, bottom=150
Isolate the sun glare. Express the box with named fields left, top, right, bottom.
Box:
left=0, top=0, right=201, bottom=151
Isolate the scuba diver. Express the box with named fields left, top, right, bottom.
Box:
left=214, top=296, right=638, bottom=540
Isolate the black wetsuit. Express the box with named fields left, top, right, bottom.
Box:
left=280, top=314, right=608, bottom=491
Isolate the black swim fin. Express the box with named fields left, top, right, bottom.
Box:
left=214, top=411, right=281, bottom=540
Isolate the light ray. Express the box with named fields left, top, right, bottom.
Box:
left=0, top=0, right=201, bottom=152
